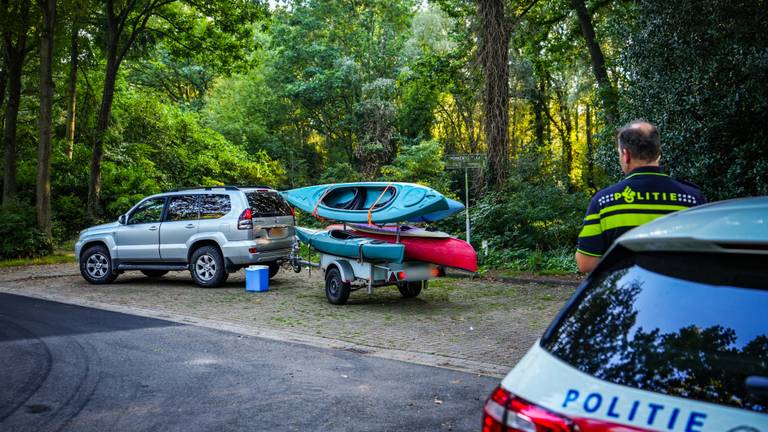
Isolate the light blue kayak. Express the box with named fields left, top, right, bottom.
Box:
left=295, top=227, right=405, bottom=263
left=281, top=182, right=449, bottom=224
left=409, top=198, right=464, bottom=222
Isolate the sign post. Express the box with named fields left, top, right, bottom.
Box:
left=446, top=153, right=485, bottom=245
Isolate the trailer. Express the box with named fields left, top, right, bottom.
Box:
left=289, top=241, right=445, bottom=305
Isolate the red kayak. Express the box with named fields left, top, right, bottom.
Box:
left=328, top=224, right=477, bottom=272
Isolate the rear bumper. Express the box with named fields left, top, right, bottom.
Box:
left=224, top=244, right=292, bottom=266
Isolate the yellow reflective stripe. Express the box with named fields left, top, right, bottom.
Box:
left=577, top=249, right=602, bottom=257
left=579, top=223, right=602, bottom=238
left=599, top=203, right=688, bottom=216
left=585, top=213, right=600, bottom=221
left=601, top=213, right=666, bottom=231
left=625, top=172, right=669, bottom=179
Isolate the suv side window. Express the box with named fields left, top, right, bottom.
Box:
left=129, top=197, right=166, bottom=225
left=166, top=195, right=198, bottom=221
left=199, top=194, right=231, bottom=219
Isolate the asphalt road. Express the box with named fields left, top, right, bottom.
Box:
left=0, top=293, right=498, bottom=432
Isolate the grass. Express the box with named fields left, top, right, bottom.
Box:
left=0, top=253, right=75, bottom=268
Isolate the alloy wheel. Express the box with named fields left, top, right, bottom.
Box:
left=86, top=253, right=110, bottom=278
left=195, top=254, right=217, bottom=281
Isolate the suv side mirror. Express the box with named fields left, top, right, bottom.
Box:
left=118, top=214, right=127, bottom=225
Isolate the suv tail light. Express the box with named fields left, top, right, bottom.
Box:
left=290, top=206, right=295, bottom=224
left=483, top=387, right=574, bottom=432
left=238, top=208, right=253, bottom=230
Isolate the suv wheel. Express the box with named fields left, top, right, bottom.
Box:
left=80, top=245, right=118, bottom=284
left=267, top=261, right=280, bottom=279
left=190, top=245, right=228, bottom=288
left=141, top=270, right=168, bottom=278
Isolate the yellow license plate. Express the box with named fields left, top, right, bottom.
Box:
left=269, top=227, right=286, bottom=238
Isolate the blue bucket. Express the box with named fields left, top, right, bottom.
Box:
left=245, top=265, right=269, bottom=292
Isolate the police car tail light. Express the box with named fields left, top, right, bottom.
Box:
left=483, top=387, right=574, bottom=432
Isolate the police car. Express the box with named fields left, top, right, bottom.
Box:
left=483, top=197, right=768, bottom=431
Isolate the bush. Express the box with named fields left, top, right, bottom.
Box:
left=481, top=246, right=577, bottom=274
left=473, top=157, right=589, bottom=251
left=0, top=205, right=54, bottom=259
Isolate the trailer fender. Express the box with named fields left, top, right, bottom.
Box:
left=327, top=260, right=355, bottom=283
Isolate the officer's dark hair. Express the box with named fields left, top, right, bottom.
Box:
left=617, top=120, right=661, bottom=161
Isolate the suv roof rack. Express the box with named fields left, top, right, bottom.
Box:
left=236, top=185, right=274, bottom=190
left=171, top=186, right=241, bottom=192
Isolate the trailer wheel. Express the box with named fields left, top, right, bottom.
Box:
left=398, top=280, right=424, bottom=298
left=325, top=268, right=351, bottom=305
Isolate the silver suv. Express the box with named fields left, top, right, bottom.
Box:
left=75, top=186, right=295, bottom=287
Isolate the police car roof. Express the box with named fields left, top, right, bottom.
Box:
left=617, top=196, right=768, bottom=254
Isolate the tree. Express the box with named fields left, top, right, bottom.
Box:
left=36, top=0, right=56, bottom=235
left=476, top=0, right=538, bottom=189
left=87, top=0, right=259, bottom=219
left=610, top=0, right=768, bottom=199
left=571, top=0, right=616, bottom=125
left=1, top=0, right=33, bottom=205
left=64, top=5, right=78, bottom=157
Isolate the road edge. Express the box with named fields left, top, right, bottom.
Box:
left=0, top=287, right=509, bottom=378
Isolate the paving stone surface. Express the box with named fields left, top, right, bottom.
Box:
left=0, top=263, right=576, bottom=369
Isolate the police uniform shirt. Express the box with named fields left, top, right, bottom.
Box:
left=577, top=166, right=706, bottom=258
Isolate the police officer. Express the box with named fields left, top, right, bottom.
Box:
left=575, top=120, right=706, bottom=273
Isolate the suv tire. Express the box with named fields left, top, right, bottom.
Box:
left=80, top=245, right=118, bottom=284
left=141, top=270, right=169, bottom=278
left=190, top=245, right=228, bottom=288
left=267, top=261, right=280, bottom=279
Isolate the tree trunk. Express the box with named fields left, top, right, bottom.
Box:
left=533, top=77, right=546, bottom=150
left=65, top=19, right=78, bottom=158
left=36, top=0, right=56, bottom=236
left=2, top=0, right=31, bottom=206
left=572, top=0, right=617, bottom=125
left=478, top=0, right=511, bottom=189
left=0, top=60, right=6, bottom=146
left=586, top=104, right=596, bottom=191
left=87, top=48, right=118, bottom=220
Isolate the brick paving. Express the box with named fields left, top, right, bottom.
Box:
left=0, top=263, right=576, bottom=369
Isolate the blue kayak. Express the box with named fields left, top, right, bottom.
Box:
left=295, top=227, right=405, bottom=263
left=281, top=182, right=449, bottom=224
left=409, top=198, right=464, bottom=222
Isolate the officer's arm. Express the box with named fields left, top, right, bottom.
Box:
left=575, top=196, right=605, bottom=273
left=575, top=251, right=600, bottom=273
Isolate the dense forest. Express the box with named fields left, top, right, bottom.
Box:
left=1, top=0, right=766, bottom=271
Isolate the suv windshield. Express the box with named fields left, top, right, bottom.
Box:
left=542, top=252, right=767, bottom=413
left=246, top=191, right=292, bottom=217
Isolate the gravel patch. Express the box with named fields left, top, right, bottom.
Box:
left=0, top=263, right=576, bottom=371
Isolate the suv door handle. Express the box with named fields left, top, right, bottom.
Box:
left=185, top=224, right=195, bottom=229
left=148, top=226, right=158, bottom=231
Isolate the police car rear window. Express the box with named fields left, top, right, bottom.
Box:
left=542, top=252, right=768, bottom=413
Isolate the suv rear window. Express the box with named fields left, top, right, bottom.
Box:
left=246, top=191, right=292, bottom=217
left=542, top=252, right=767, bottom=413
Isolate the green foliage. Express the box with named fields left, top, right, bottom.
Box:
left=602, top=0, right=768, bottom=199
left=380, top=140, right=450, bottom=193
left=319, top=162, right=362, bottom=184
left=0, top=205, right=54, bottom=259
left=473, top=156, right=589, bottom=251
left=481, top=246, right=578, bottom=275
